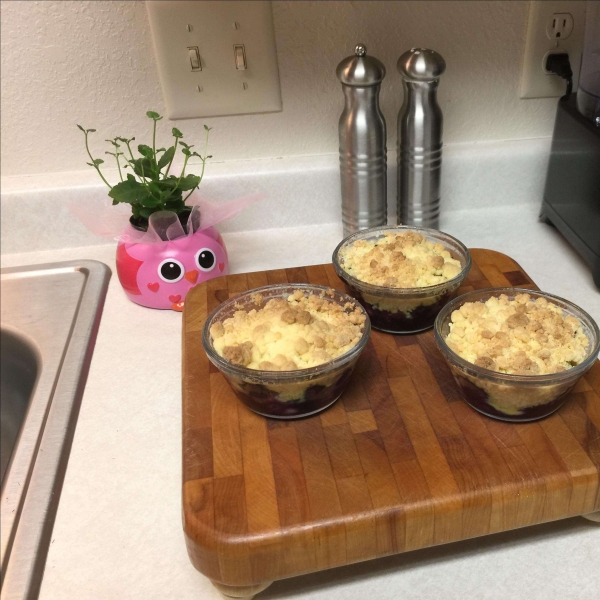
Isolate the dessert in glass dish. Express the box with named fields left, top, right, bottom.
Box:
left=435, top=288, right=600, bottom=422
left=333, top=226, right=471, bottom=333
left=202, top=284, right=370, bottom=418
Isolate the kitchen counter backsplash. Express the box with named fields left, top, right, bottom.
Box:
left=0, top=138, right=550, bottom=255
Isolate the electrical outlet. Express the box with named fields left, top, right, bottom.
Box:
left=147, top=1, right=282, bottom=119
left=520, top=1, right=586, bottom=99
left=546, top=13, right=574, bottom=40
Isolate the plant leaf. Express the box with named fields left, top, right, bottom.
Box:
left=165, top=195, right=185, bottom=206
left=172, top=128, right=183, bottom=138
left=156, top=177, right=178, bottom=189
left=139, top=192, right=162, bottom=208
left=139, top=207, right=155, bottom=219
left=147, top=182, right=162, bottom=196
left=132, top=157, right=156, bottom=179
left=146, top=110, right=163, bottom=120
left=108, top=178, right=150, bottom=205
left=157, top=146, right=175, bottom=170
left=177, top=174, right=201, bottom=191
left=77, top=124, right=85, bottom=132
left=137, top=144, right=154, bottom=159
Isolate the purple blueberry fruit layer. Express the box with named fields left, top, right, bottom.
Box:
left=226, top=368, right=354, bottom=419
left=454, top=375, right=574, bottom=422
left=350, top=289, right=451, bottom=334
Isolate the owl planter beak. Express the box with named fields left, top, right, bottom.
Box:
left=185, top=270, right=199, bottom=284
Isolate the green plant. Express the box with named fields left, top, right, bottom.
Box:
left=77, top=111, right=212, bottom=224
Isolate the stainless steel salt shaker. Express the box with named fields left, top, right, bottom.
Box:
left=337, top=44, right=387, bottom=237
left=397, top=48, right=446, bottom=228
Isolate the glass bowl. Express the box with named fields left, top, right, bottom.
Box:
left=202, top=284, right=371, bottom=419
left=332, top=226, right=471, bottom=334
left=434, top=288, right=600, bottom=422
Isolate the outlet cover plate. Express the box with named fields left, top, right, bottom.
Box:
left=520, top=0, right=586, bottom=99
left=147, top=0, right=282, bottom=119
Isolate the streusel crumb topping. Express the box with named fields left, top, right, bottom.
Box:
left=445, top=293, right=589, bottom=375
left=339, top=231, right=462, bottom=287
left=210, top=290, right=366, bottom=370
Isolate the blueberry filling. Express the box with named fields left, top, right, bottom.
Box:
left=348, top=287, right=451, bottom=333
left=224, top=368, right=354, bottom=418
left=453, top=375, right=575, bottom=422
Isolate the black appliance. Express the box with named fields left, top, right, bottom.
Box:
left=540, top=94, right=600, bottom=288
left=541, top=3, right=600, bottom=289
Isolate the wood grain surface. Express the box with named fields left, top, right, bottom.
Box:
left=182, top=249, right=600, bottom=589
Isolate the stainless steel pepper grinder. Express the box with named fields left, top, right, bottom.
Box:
left=337, top=44, right=387, bottom=237
left=397, top=48, right=446, bottom=228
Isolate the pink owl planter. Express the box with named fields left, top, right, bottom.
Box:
left=69, top=193, right=261, bottom=311
left=116, top=224, right=228, bottom=311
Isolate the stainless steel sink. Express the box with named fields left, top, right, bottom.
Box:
left=0, top=261, right=110, bottom=599
left=1, top=330, right=40, bottom=485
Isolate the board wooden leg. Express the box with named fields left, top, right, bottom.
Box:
left=210, top=581, right=272, bottom=599
left=582, top=511, right=600, bottom=523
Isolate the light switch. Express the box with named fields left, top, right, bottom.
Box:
left=147, top=1, right=282, bottom=119
left=188, top=46, right=201, bottom=71
left=234, top=44, right=247, bottom=70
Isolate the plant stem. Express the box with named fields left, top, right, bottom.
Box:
left=115, top=152, right=123, bottom=182
left=139, top=161, right=151, bottom=189
left=124, top=142, right=142, bottom=181
left=182, top=128, right=211, bottom=202
left=199, top=127, right=210, bottom=182
left=123, top=139, right=146, bottom=184
left=182, top=185, right=198, bottom=203
left=152, top=119, right=157, bottom=158
left=173, top=154, right=190, bottom=193
left=84, top=131, right=112, bottom=189
left=124, top=140, right=135, bottom=162
left=165, top=137, right=178, bottom=177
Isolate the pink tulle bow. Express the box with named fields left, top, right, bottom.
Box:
left=68, top=192, right=263, bottom=245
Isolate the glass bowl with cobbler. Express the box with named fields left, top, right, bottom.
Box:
left=332, top=226, right=471, bottom=334
left=434, top=288, right=600, bottom=422
left=202, top=284, right=371, bottom=419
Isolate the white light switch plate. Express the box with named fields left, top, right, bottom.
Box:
left=519, top=1, right=586, bottom=99
left=147, top=1, right=282, bottom=119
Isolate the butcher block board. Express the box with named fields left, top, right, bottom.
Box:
left=182, top=249, right=600, bottom=590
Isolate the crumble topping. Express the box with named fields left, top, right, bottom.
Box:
left=445, top=293, right=590, bottom=375
left=339, top=230, right=462, bottom=287
left=210, top=290, right=366, bottom=370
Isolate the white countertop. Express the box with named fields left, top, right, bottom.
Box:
left=2, top=201, right=599, bottom=600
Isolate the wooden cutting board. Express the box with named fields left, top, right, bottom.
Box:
left=182, top=249, right=600, bottom=596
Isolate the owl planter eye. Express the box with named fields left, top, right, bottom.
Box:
left=158, top=258, right=185, bottom=283
left=195, top=248, right=216, bottom=272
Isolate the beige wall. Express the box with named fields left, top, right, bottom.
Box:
left=1, top=1, right=557, bottom=178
